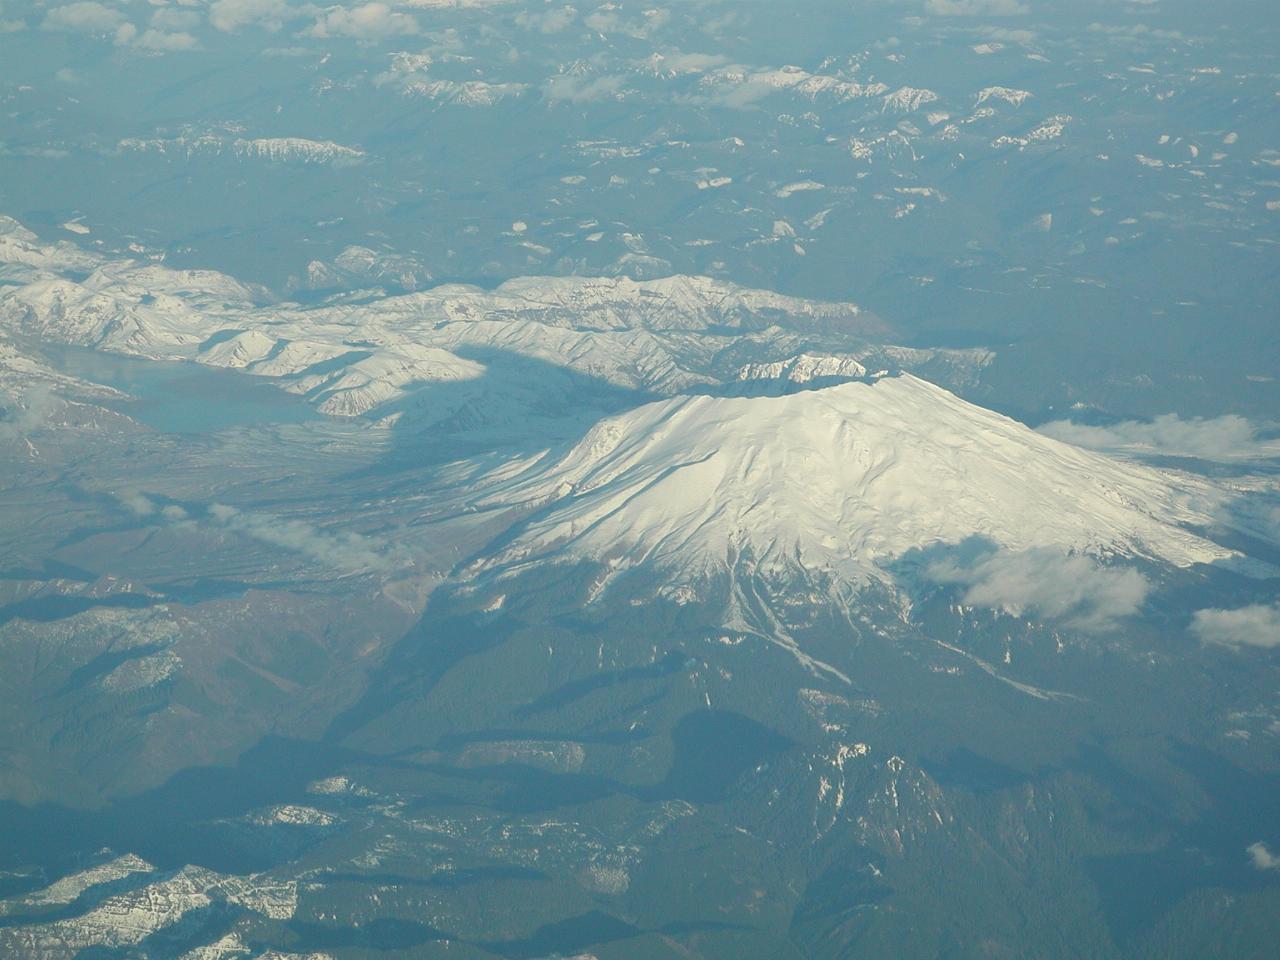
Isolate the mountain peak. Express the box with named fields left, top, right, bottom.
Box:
left=470, top=374, right=1231, bottom=587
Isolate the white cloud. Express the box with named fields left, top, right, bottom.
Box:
left=1088, top=22, right=1186, bottom=42
left=42, top=4, right=200, bottom=50
left=544, top=72, right=626, bottom=103
left=646, top=52, right=729, bottom=76
left=42, top=1, right=126, bottom=33
left=151, top=8, right=203, bottom=31
left=584, top=6, right=668, bottom=38
left=117, top=493, right=413, bottom=575
left=515, top=5, right=576, bottom=34
left=118, top=491, right=159, bottom=517
left=133, top=27, right=200, bottom=51
left=1248, top=842, right=1280, bottom=870
left=304, top=3, right=419, bottom=39
left=207, top=502, right=412, bottom=572
left=928, top=548, right=1151, bottom=631
left=987, top=27, right=1036, bottom=45
left=925, top=0, right=1028, bottom=15
left=1191, top=602, right=1280, bottom=649
left=208, top=0, right=294, bottom=33
left=0, top=386, right=56, bottom=441
left=1038, top=414, right=1280, bottom=462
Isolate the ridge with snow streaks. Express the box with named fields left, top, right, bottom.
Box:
left=0, top=218, right=1006, bottom=425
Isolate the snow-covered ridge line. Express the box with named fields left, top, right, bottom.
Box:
left=0, top=216, right=997, bottom=425
left=737, top=354, right=871, bottom=384
left=118, top=136, right=365, bottom=165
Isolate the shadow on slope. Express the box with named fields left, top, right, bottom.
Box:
left=357, top=344, right=656, bottom=473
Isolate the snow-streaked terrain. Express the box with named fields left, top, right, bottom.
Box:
left=0, top=859, right=298, bottom=959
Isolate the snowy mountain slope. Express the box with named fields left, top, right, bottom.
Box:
left=736, top=354, right=870, bottom=384
left=463, top=374, right=1233, bottom=590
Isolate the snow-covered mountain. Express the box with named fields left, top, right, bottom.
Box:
left=465, top=374, right=1232, bottom=591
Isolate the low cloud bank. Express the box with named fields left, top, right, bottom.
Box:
left=1038, top=414, right=1280, bottom=462
left=119, top=492, right=414, bottom=576
left=1191, top=602, right=1280, bottom=649
left=304, top=3, right=419, bottom=39
left=0, top=386, right=56, bottom=441
left=928, top=547, right=1150, bottom=631
left=925, top=0, right=1029, bottom=16
left=1247, top=842, right=1280, bottom=870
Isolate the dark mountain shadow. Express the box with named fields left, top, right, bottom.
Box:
left=0, top=592, right=158, bottom=628
left=0, top=559, right=96, bottom=582
left=885, top=534, right=1004, bottom=587
left=1085, top=742, right=1280, bottom=944
left=514, top=650, right=688, bottom=717
left=285, top=917, right=450, bottom=951
left=920, top=748, right=1031, bottom=795
left=434, top=727, right=651, bottom=750
left=319, top=559, right=650, bottom=748
left=477, top=910, right=641, bottom=959
left=1195, top=483, right=1280, bottom=572
left=790, top=849, right=894, bottom=950
left=0, top=737, right=386, bottom=877
left=639, top=709, right=796, bottom=805
left=320, top=609, right=519, bottom=746
left=347, top=344, right=655, bottom=476
left=317, top=866, right=548, bottom=889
